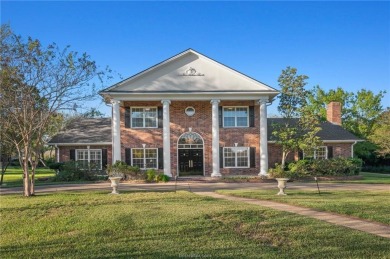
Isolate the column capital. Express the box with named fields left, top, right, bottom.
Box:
left=161, top=99, right=171, bottom=105
left=111, top=99, right=121, bottom=105
left=258, top=97, right=269, bottom=105
left=210, top=99, right=220, bottom=105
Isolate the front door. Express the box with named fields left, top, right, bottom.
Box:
left=178, top=149, right=203, bottom=176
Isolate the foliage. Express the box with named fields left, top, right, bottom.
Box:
left=268, top=164, right=294, bottom=179
left=0, top=24, right=111, bottom=196
left=82, top=107, right=105, bottom=118
left=361, top=166, right=390, bottom=174
left=145, top=169, right=156, bottom=182
left=369, top=108, right=390, bottom=156
left=155, top=173, right=170, bottom=182
left=106, top=160, right=141, bottom=180
left=273, top=67, right=322, bottom=168
left=54, top=161, right=101, bottom=181
left=307, top=86, right=385, bottom=139
left=288, top=158, right=362, bottom=177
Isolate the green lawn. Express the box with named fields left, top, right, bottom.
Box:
left=333, top=172, right=390, bottom=184
left=1, top=191, right=389, bottom=258
left=217, top=189, right=390, bottom=225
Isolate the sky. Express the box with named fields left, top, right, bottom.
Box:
left=1, top=1, right=389, bottom=116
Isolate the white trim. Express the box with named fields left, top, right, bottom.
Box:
left=48, top=142, right=112, bottom=146
left=222, top=106, right=249, bottom=128
left=130, top=106, right=158, bottom=129
left=103, top=92, right=277, bottom=102
left=176, top=131, right=205, bottom=177
left=222, top=147, right=250, bottom=168
left=75, top=149, right=103, bottom=170
left=130, top=148, right=158, bottom=170
left=211, top=99, right=221, bottom=177
left=161, top=100, right=172, bottom=176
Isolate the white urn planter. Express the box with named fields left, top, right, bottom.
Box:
left=275, top=178, right=289, bottom=195
left=109, top=177, right=122, bottom=194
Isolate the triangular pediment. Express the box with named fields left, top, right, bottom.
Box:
left=102, top=49, right=278, bottom=94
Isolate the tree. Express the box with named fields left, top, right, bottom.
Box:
left=272, top=67, right=322, bottom=169
left=369, top=109, right=390, bottom=156
left=0, top=24, right=110, bottom=196
left=307, top=86, right=385, bottom=138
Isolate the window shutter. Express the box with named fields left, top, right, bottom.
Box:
left=219, top=147, right=224, bottom=168
left=298, top=150, right=303, bottom=160
left=249, top=106, right=255, bottom=127
left=125, top=107, right=131, bottom=128
left=158, top=148, right=164, bottom=169
left=70, top=149, right=75, bottom=161
left=158, top=107, right=163, bottom=128
left=250, top=147, right=256, bottom=168
left=125, top=148, right=131, bottom=165
left=327, top=146, right=333, bottom=159
left=102, top=149, right=108, bottom=169
left=218, top=106, right=223, bottom=127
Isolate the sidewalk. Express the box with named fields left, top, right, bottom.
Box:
left=196, top=192, right=390, bottom=239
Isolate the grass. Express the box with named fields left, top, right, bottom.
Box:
left=1, top=191, right=389, bottom=258
left=331, top=172, right=390, bottom=184
left=217, top=189, right=390, bottom=225
left=0, top=167, right=56, bottom=187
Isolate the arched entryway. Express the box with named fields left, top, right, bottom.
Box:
left=177, top=132, right=204, bottom=176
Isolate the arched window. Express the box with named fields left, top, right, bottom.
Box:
left=178, top=132, right=203, bottom=149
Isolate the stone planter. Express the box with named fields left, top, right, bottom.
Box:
left=109, top=177, right=122, bottom=194
left=275, top=178, right=289, bottom=195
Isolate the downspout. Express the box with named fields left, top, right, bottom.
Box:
left=55, top=145, right=60, bottom=163
left=351, top=141, right=358, bottom=158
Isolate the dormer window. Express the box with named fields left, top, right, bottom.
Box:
left=131, top=107, right=158, bottom=128
left=223, top=107, right=249, bottom=127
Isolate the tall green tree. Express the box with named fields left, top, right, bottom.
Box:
left=0, top=24, right=110, bottom=196
left=369, top=109, right=390, bottom=157
left=272, top=67, right=322, bottom=168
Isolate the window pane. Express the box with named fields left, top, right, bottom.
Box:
left=132, top=159, right=144, bottom=168
left=132, top=118, right=143, bottom=127
left=236, top=108, right=248, bottom=117
left=132, top=149, right=144, bottom=159
left=146, top=159, right=157, bottom=169
left=225, top=158, right=235, bottom=167
left=145, top=118, right=156, bottom=128
left=224, top=117, right=235, bottom=127
left=237, top=157, right=248, bottom=167
left=237, top=117, right=248, bottom=127
left=224, top=108, right=235, bottom=117
left=145, top=149, right=157, bottom=158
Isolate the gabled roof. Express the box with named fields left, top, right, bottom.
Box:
left=267, top=118, right=362, bottom=142
left=48, top=118, right=112, bottom=145
left=100, top=49, right=278, bottom=101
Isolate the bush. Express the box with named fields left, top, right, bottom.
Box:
left=361, top=165, right=390, bottom=174
left=146, top=169, right=156, bottom=182
left=155, top=173, right=170, bottom=183
left=54, top=161, right=102, bottom=181
left=107, top=161, right=141, bottom=180
left=288, top=158, right=363, bottom=177
left=268, top=164, right=295, bottom=178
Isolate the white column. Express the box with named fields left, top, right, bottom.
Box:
left=258, top=97, right=269, bottom=176
left=112, top=100, right=121, bottom=164
left=161, top=100, right=172, bottom=177
left=211, top=99, right=221, bottom=177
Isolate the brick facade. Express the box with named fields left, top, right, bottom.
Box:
left=120, top=100, right=263, bottom=177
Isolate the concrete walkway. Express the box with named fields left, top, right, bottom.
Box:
left=196, top=192, right=390, bottom=239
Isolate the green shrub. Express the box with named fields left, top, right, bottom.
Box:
left=146, top=169, right=156, bottom=182
left=155, top=173, right=170, bottom=183
left=107, top=161, right=141, bottom=180
left=288, top=158, right=362, bottom=177
left=268, top=164, right=294, bottom=178
left=54, top=161, right=102, bottom=181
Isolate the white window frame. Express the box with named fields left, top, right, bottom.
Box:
left=223, top=147, right=250, bottom=168
left=303, top=146, right=328, bottom=160
left=75, top=149, right=102, bottom=170
left=222, top=106, right=249, bottom=128
left=131, top=148, right=158, bottom=170
left=130, top=107, right=158, bottom=128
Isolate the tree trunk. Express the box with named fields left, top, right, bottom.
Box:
left=22, top=145, right=31, bottom=197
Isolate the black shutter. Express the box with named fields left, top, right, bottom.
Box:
left=298, top=150, right=303, bottom=160
left=327, top=146, right=333, bottom=159
left=102, top=149, right=108, bottom=169
left=250, top=147, right=256, bottom=168
left=125, top=107, right=131, bottom=128
left=158, top=107, right=163, bottom=128
left=220, top=147, right=224, bottom=168
left=70, top=149, right=75, bottom=161
left=218, top=106, right=223, bottom=127
left=158, top=148, right=164, bottom=169
left=249, top=106, right=255, bottom=127
left=125, top=148, right=131, bottom=165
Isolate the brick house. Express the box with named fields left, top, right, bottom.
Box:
left=49, top=49, right=361, bottom=177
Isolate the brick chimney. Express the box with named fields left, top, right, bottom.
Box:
left=326, top=102, right=342, bottom=125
